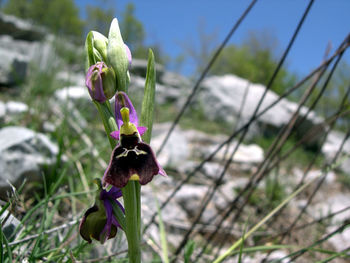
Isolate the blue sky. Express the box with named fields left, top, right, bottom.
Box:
left=76, top=0, right=350, bottom=77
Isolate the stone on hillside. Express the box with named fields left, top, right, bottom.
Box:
left=141, top=186, right=188, bottom=246
left=160, top=71, right=191, bottom=89
left=0, top=101, right=5, bottom=119
left=0, top=12, right=46, bottom=41
left=0, top=34, right=55, bottom=85
left=151, top=123, right=189, bottom=168
left=0, top=206, right=21, bottom=240
left=322, top=130, right=350, bottom=174
left=54, top=86, right=90, bottom=101
left=129, top=75, right=183, bottom=105
left=129, top=59, right=164, bottom=81
left=0, top=126, right=58, bottom=199
left=198, top=74, right=325, bottom=144
left=328, top=225, right=350, bottom=252
left=207, top=141, right=264, bottom=164
left=308, top=193, right=350, bottom=224
left=174, top=184, right=217, bottom=223
left=0, top=36, right=29, bottom=85
left=56, top=71, right=85, bottom=87
left=293, top=168, right=336, bottom=185
left=5, top=101, right=28, bottom=114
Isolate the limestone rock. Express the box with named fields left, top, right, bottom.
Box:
left=0, top=12, right=46, bottom=41
left=0, top=126, right=58, bottom=199
left=198, top=74, right=325, bottom=144
left=151, top=123, right=189, bottom=168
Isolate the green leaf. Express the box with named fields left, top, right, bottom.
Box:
left=0, top=224, right=12, bottom=263
left=184, top=240, right=195, bottom=263
left=85, top=31, right=96, bottom=71
left=140, top=49, right=156, bottom=144
left=153, top=187, right=169, bottom=263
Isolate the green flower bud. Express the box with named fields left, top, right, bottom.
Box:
left=107, top=18, right=129, bottom=93
left=86, top=62, right=116, bottom=102
left=85, top=31, right=108, bottom=71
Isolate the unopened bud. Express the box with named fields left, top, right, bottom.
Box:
left=86, top=62, right=116, bottom=102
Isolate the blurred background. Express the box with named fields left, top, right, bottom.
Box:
left=0, top=0, right=349, bottom=262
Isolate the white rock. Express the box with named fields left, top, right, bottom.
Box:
left=322, top=131, right=350, bottom=158
left=293, top=168, right=336, bottom=185
left=151, top=123, right=189, bottom=168
left=309, top=193, right=350, bottom=224
left=322, top=130, right=350, bottom=174
left=0, top=206, right=22, bottom=239
left=328, top=226, right=350, bottom=251
left=54, top=86, right=90, bottom=101
left=0, top=126, right=58, bottom=198
left=208, top=141, right=264, bottom=164
left=5, top=101, right=28, bottom=114
left=198, top=74, right=325, bottom=142
left=0, top=101, right=5, bottom=119
left=56, top=71, right=85, bottom=86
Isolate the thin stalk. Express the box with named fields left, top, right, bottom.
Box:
left=122, top=181, right=141, bottom=263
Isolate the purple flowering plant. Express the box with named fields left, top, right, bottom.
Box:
left=80, top=17, right=162, bottom=263
left=104, top=92, right=166, bottom=188
left=79, top=179, right=125, bottom=244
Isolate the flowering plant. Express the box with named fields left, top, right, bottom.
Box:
left=80, top=18, right=162, bottom=263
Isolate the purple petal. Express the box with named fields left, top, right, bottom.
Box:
left=111, top=214, right=122, bottom=229
left=85, top=62, right=107, bottom=102
left=158, top=165, right=167, bottom=177
left=116, top=200, right=125, bottom=213
left=100, top=199, right=113, bottom=243
left=110, top=130, right=120, bottom=140
left=138, top=126, right=147, bottom=136
left=115, top=92, right=138, bottom=129
left=108, top=186, right=123, bottom=199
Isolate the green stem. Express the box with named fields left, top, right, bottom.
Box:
left=93, top=100, right=118, bottom=148
left=122, top=181, right=141, bottom=263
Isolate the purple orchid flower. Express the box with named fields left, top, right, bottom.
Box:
left=79, top=184, right=124, bottom=244
left=85, top=61, right=116, bottom=103
left=103, top=92, right=167, bottom=188
left=110, top=92, right=147, bottom=140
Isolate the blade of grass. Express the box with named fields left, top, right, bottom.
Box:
left=316, top=248, right=350, bottom=263
left=231, top=244, right=294, bottom=256
left=238, top=221, right=248, bottom=263
left=0, top=223, right=3, bottom=263
left=29, top=174, right=49, bottom=261
left=184, top=240, right=195, bottom=263
left=0, top=217, right=12, bottom=263
left=153, top=187, right=169, bottom=263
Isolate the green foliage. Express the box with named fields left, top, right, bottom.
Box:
left=1, top=0, right=29, bottom=19
left=3, top=0, right=84, bottom=38
left=265, top=172, right=286, bottom=209
left=210, top=32, right=297, bottom=95
left=184, top=240, right=196, bottom=263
